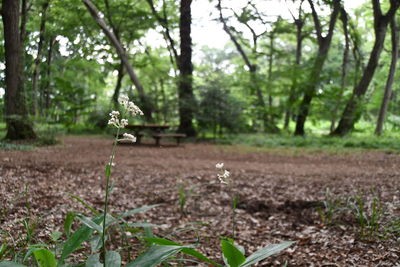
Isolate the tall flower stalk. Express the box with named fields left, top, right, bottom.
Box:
left=216, top=163, right=237, bottom=239
left=102, top=96, right=142, bottom=263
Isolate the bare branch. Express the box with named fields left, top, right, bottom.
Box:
left=217, top=0, right=253, bottom=70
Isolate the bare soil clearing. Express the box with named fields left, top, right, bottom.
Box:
left=1, top=136, right=399, bottom=266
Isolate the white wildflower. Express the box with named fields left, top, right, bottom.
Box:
left=118, top=95, right=129, bottom=106
left=120, top=119, right=128, bottom=128
left=122, top=133, right=137, bottom=143
left=127, top=101, right=144, bottom=116
left=223, top=170, right=230, bottom=178
left=216, top=162, right=230, bottom=184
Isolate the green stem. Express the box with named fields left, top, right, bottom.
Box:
left=102, top=127, right=120, bottom=264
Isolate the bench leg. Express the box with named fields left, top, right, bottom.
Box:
left=175, top=137, right=181, bottom=146
left=154, top=137, right=161, bottom=146
left=136, top=135, right=142, bottom=144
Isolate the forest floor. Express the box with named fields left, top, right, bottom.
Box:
left=1, top=136, right=399, bottom=266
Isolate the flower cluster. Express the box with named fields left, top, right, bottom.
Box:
left=118, top=95, right=144, bottom=116
left=122, top=133, right=136, bottom=143
left=108, top=95, right=144, bottom=143
left=108, top=111, right=128, bottom=128
left=216, top=162, right=230, bottom=184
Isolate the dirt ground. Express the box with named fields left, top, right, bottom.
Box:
left=1, top=136, right=399, bottom=266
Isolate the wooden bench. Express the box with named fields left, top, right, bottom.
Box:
left=152, top=133, right=187, bottom=146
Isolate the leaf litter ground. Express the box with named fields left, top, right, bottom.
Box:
left=0, top=136, right=399, bottom=266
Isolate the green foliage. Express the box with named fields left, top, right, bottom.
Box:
left=317, top=190, right=399, bottom=240
left=220, top=133, right=400, bottom=152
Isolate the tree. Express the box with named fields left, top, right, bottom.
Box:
left=177, top=0, right=196, bottom=136
left=375, top=17, right=398, bottom=136
left=2, top=0, right=37, bottom=140
left=81, top=0, right=154, bottom=122
left=329, top=7, right=350, bottom=132
left=332, top=0, right=400, bottom=136
left=146, top=0, right=196, bottom=136
left=31, top=0, right=50, bottom=117
left=284, top=0, right=305, bottom=130
left=294, top=0, right=340, bottom=136
left=217, top=0, right=279, bottom=133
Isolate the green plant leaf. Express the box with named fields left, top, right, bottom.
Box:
left=59, top=216, right=102, bottom=263
left=33, top=249, right=57, bottom=267
left=0, top=262, right=26, bottom=267
left=126, top=245, right=185, bottom=267
left=145, top=238, right=221, bottom=266
left=77, top=215, right=103, bottom=233
left=51, top=231, right=63, bottom=242
left=126, top=223, right=158, bottom=228
left=221, top=239, right=245, bottom=267
left=89, top=235, right=103, bottom=254
left=68, top=194, right=99, bottom=215
left=105, top=251, right=121, bottom=267
left=118, top=204, right=160, bottom=219
left=85, top=254, right=102, bottom=267
left=64, top=213, right=77, bottom=238
left=239, top=241, right=296, bottom=267
left=105, top=163, right=111, bottom=178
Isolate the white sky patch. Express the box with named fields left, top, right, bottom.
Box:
left=0, top=88, right=4, bottom=98
left=192, top=0, right=367, bottom=50
left=56, top=35, right=70, bottom=56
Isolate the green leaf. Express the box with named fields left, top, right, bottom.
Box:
left=33, top=249, right=57, bottom=267
left=77, top=215, right=103, bottom=233
left=145, top=238, right=221, bottom=266
left=126, top=223, right=158, bottom=228
left=118, top=204, right=160, bottom=219
left=239, top=241, right=295, bottom=267
left=0, top=262, right=26, bottom=267
left=105, top=251, right=121, bottom=267
left=59, top=225, right=94, bottom=263
left=126, top=245, right=185, bottom=267
left=221, top=239, right=245, bottom=267
left=51, top=231, right=63, bottom=242
left=85, top=254, right=102, bottom=267
left=64, top=213, right=77, bottom=238
left=89, top=235, right=103, bottom=254
left=68, top=194, right=99, bottom=215
left=105, top=163, right=111, bottom=178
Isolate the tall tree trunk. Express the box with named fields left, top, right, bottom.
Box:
left=330, top=7, right=350, bottom=133
left=332, top=0, right=400, bottom=136
left=31, top=0, right=50, bottom=117
left=294, top=0, right=340, bottom=136
left=44, top=37, right=55, bottom=114
left=284, top=15, right=303, bottom=130
left=177, top=0, right=196, bottom=136
left=111, top=60, right=124, bottom=107
left=2, top=0, right=36, bottom=140
left=375, top=17, right=398, bottom=136
left=81, top=0, right=153, bottom=122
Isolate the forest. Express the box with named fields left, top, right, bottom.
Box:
left=0, top=0, right=400, bottom=266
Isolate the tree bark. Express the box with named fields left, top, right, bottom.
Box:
left=294, top=0, right=340, bottom=136
left=284, top=10, right=304, bottom=130
left=2, top=0, right=36, bottom=140
left=31, top=0, right=50, bottom=117
left=111, top=60, right=125, bottom=107
left=375, top=17, right=398, bottom=136
left=177, top=0, right=196, bottom=136
left=43, top=36, right=55, bottom=113
left=332, top=0, right=400, bottom=136
left=330, top=7, right=350, bottom=133
left=81, top=0, right=153, bottom=121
